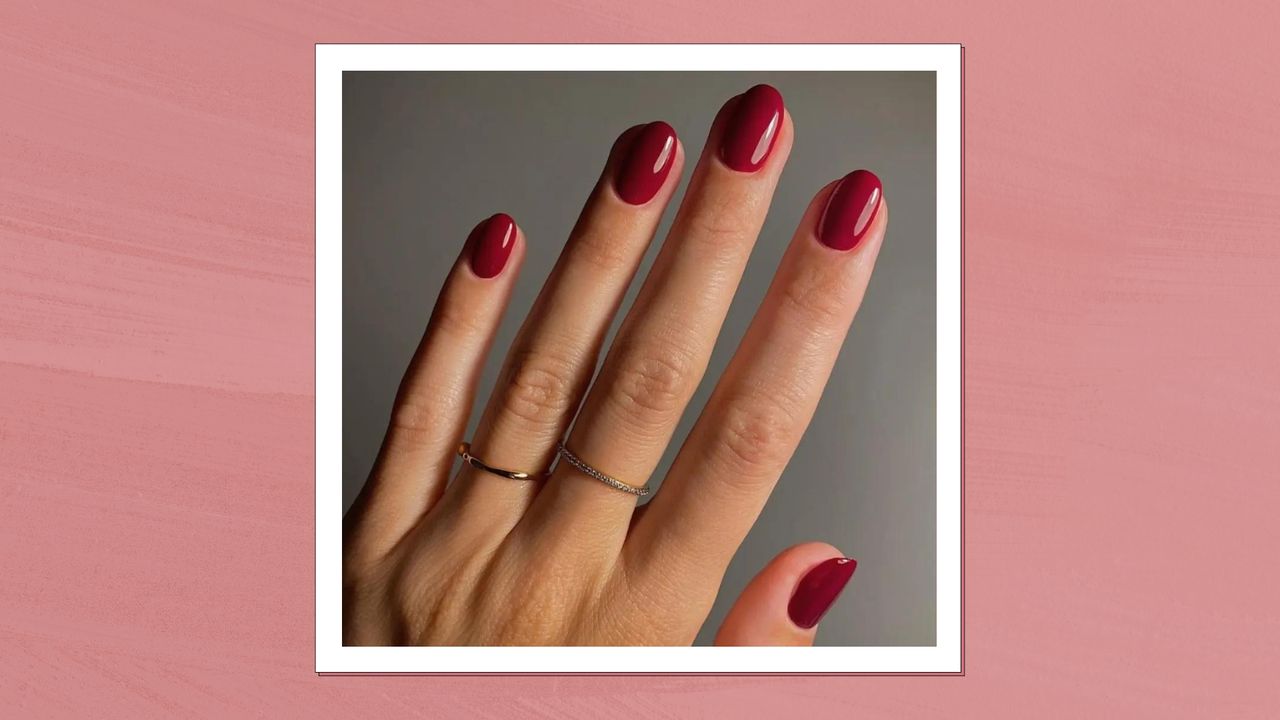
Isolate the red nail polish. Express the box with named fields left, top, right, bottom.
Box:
left=719, top=84, right=784, bottom=172
left=788, top=557, right=857, bottom=629
left=469, top=213, right=516, bottom=278
left=818, top=170, right=883, bottom=251
left=616, top=121, right=677, bottom=205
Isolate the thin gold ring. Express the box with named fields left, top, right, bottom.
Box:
left=457, top=442, right=540, bottom=481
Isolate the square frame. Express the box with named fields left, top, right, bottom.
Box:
left=316, top=43, right=962, bottom=674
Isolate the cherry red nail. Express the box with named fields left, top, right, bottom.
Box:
left=719, top=84, right=784, bottom=173
left=818, top=170, right=883, bottom=251
left=469, top=213, right=516, bottom=278
left=787, top=557, right=857, bottom=630
left=616, top=121, right=677, bottom=205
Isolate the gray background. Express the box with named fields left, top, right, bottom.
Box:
left=343, top=71, right=936, bottom=646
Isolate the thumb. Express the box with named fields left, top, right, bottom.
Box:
left=714, top=543, right=858, bottom=646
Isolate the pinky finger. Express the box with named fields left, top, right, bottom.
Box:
left=345, top=213, right=523, bottom=568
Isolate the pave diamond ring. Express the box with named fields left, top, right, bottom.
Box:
left=555, top=441, right=652, bottom=497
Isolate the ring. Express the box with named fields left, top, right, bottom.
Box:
left=457, top=442, right=541, bottom=481
left=555, top=441, right=651, bottom=497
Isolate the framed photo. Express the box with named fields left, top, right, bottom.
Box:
left=316, top=43, right=961, bottom=674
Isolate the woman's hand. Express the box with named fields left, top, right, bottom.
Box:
left=343, top=85, right=888, bottom=646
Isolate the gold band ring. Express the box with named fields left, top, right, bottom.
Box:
left=457, top=442, right=541, bottom=481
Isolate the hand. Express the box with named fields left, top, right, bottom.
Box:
left=343, top=84, right=888, bottom=646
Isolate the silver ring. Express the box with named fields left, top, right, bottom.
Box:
left=556, top=441, right=651, bottom=497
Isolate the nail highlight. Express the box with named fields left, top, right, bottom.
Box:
left=616, top=121, right=677, bottom=205
left=469, top=213, right=516, bottom=278
left=719, top=84, right=784, bottom=172
left=787, top=557, right=857, bottom=630
left=818, top=170, right=883, bottom=251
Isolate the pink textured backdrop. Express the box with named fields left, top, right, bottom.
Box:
left=2, top=1, right=1278, bottom=716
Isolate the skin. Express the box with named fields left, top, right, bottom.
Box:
left=343, top=92, right=890, bottom=646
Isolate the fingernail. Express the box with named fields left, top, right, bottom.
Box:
left=818, top=170, right=883, bottom=251
left=616, top=121, right=677, bottom=205
left=719, top=84, right=784, bottom=173
left=788, top=557, right=857, bottom=629
left=469, top=213, right=516, bottom=278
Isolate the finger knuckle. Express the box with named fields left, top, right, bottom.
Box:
left=716, top=394, right=800, bottom=474
left=389, top=390, right=454, bottom=439
left=778, top=263, right=852, bottom=327
left=430, top=295, right=490, bottom=339
left=608, top=341, right=697, bottom=424
left=496, top=346, right=578, bottom=427
left=683, top=192, right=753, bottom=248
left=571, top=224, right=636, bottom=273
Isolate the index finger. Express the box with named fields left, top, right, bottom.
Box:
left=625, top=171, right=889, bottom=583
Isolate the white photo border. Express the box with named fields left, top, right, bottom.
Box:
left=316, top=43, right=962, bottom=674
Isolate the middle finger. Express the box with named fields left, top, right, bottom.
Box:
left=519, top=85, right=793, bottom=556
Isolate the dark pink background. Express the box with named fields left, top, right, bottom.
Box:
left=3, top=1, right=1279, bottom=715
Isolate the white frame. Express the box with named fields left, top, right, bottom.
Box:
left=316, top=43, right=962, bottom=674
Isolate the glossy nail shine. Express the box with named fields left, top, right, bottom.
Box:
left=719, top=84, right=784, bottom=173
left=818, top=170, right=883, bottom=251
left=616, top=121, right=677, bottom=205
left=787, top=556, right=858, bottom=630
left=469, top=213, right=516, bottom=278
